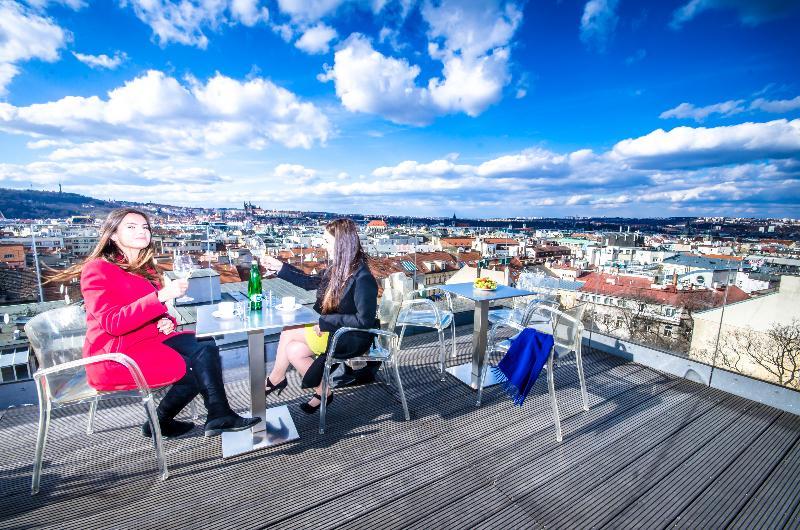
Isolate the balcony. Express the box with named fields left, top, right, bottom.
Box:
left=1, top=323, right=799, bottom=528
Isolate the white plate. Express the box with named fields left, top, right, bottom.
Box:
left=212, top=310, right=237, bottom=320
left=274, top=302, right=301, bottom=312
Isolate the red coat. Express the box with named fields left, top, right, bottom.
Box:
left=81, top=258, right=187, bottom=391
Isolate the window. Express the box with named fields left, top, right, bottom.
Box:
left=4, top=254, right=14, bottom=259
left=616, top=317, right=624, bottom=328
left=664, top=325, right=673, bottom=338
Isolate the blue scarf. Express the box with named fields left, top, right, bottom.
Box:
left=492, top=328, right=554, bottom=406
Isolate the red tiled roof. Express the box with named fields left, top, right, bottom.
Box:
left=579, top=272, right=749, bottom=309
left=704, top=254, right=743, bottom=261
left=367, top=220, right=387, bottom=227
left=484, top=238, right=519, bottom=245
left=457, top=251, right=482, bottom=263
left=441, top=237, right=474, bottom=247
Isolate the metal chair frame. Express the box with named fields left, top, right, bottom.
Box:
left=396, top=287, right=457, bottom=381
left=25, top=306, right=169, bottom=495
left=477, top=304, right=589, bottom=442
left=318, top=327, right=410, bottom=434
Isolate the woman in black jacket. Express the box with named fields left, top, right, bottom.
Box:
left=261, top=219, right=378, bottom=413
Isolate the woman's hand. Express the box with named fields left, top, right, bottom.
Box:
left=261, top=256, right=284, bottom=275
left=157, top=318, right=176, bottom=335
left=158, top=279, right=188, bottom=302
left=313, top=324, right=323, bottom=337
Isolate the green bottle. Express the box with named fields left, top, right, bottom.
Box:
left=247, top=259, right=262, bottom=310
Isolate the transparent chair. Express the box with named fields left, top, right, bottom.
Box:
left=488, top=294, right=559, bottom=329
left=488, top=270, right=560, bottom=327
left=317, top=275, right=412, bottom=434
left=478, top=303, right=589, bottom=442
left=24, top=305, right=168, bottom=494
left=319, top=327, right=410, bottom=434
left=396, top=284, right=457, bottom=381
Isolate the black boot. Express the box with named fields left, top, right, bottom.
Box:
left=142, top=418, right=194, bottom=438
left=143, top=374, right=198, bottom=438
left=192, top=343, right=261, bottom=436
left=203, top=404, right=261, bottom=437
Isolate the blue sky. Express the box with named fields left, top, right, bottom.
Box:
left=0, top=0, right=799, bottom=218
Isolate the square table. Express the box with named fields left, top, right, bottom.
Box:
left=439, top=283, right=534, bottom=390
left=195, top=303, right=319, bottom=458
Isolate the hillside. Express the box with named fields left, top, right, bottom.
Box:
left=0, top=188, right=118, bottom=219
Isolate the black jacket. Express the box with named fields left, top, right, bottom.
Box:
left=277, top=261, right=378, bottom=359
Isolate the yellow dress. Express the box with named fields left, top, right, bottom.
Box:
left=304, top=324, right=330, bottom=356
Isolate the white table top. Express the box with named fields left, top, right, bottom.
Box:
left=439, top=283, right=534, bottom=303
left=194, top=303, right=319, bottom=338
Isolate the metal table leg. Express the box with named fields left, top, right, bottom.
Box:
left=221, top=329, right=299, bottom=458
left=445, top=300, right=503, bottom=390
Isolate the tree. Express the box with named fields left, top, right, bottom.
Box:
left=714, top=319, right=800, bottom=388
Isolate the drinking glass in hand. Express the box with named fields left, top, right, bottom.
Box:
left=173, top=254, right=196, bottom=302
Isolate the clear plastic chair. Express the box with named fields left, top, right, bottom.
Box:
left=24, top=305, right=168, bottom=494
left=318, top=327, right=410, bottom=434
left=317, top=275, right=412, bottom=434
left=478, top=303, right=589, bottom=442
left=488, top=270, right=560, bottom=327
left=396, top=285, right=457, bottom=381
left=487, top=295, right=559, bottom=329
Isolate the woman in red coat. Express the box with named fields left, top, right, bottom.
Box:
left=53, top=208, right=259, bottom=438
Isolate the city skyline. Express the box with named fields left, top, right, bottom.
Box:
left=0, top=0, right=799, bottom=218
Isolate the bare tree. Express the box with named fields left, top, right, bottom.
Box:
left=716, top=319, right=800, bottom=388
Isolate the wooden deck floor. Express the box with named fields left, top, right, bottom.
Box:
left=2, top=326, right=800, bottom=529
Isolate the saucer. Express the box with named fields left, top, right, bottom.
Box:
left=275, top=302, right=301, bottom=312
left=212, top=310, right=237, bottom=320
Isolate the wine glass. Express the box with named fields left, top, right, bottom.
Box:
left=173, top=254, right=196, bottom=302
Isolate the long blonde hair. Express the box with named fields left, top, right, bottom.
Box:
left=48, top=207, right=159, bottom=284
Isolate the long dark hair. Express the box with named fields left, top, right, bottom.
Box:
left=48, top=207, right=159, bottom=284
left=322, top=218, right=367, bottom=313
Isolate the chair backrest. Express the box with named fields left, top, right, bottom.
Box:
left=376, top=272, right=413, bottom=351
left=378, top=272, right=413, bottom=331
left=24, top=305, right=87, bottom=370
left=530, top=303, right=586, bottom=354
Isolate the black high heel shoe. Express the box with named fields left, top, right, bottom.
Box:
left=300, top=392, right=334, bottom=414
left=264, top=376, right=287, bottom=397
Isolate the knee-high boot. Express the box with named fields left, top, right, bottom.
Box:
left=143, top=373, right=198, bottom=438
left=191, top=342, right=261, bottom=436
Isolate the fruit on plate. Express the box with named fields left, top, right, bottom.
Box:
left=474, top=277, right=497, bottom=290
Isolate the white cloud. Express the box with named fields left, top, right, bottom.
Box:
left=671, top=0, right=799, bottom=29
left=660, top=100, right=746, bottom=122
left=73, top=51, right=127, bottom=69
left=319, top=34, right=435, bottom=126
left=612, top=119, right=800, bottom=169
left=295, top=23, right=337, bottom=54
left=273, top=163, right=318, bottom=184
left=275, top=0, right=345, bottom=22
left=0, top=1, right=68, bottom=96
left=22, top=0, right=86, bottom=9
left=122, top=0, right=269, bottom=48
left=0, top=70, right=331, bottom=157
left=750, top=95, right=800, bottom=113
left=321, top=1, right=523, bottom=125
left=230, top=0, right=269, bottom=26
left=580, top=0, right=619, bottom=52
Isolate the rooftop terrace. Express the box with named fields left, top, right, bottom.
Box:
left=2, top=326, right=799, bottom=529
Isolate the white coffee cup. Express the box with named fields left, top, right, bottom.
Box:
left=218, top=301, right=235, bottom=318
left=281, top=296, right=295, bottom=309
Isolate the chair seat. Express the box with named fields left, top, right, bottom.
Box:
left=397, top=308, right=453, bottom=329
left=337, top=344, right=392, bottom=363
left=492, top=336, right=572, bottom=359
left=488, top=308, right=520, bottom=325
left=47, top=370, right=100, bottom=405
